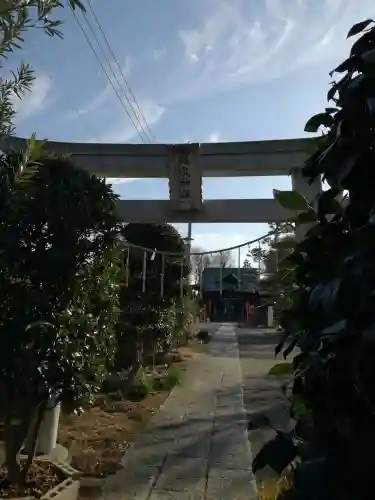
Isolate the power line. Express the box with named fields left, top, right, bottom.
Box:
left=86, top=0, right=156, bottom=142
left=79, top=8, right=153, bottom=143
left=79, top=5, right=154, bottom=143
left=69, top=7, right=150, bottom=143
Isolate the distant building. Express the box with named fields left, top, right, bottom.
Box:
left=196, top=267, right=272, bottom=324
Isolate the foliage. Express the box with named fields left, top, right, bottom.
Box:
left=116, top=223, right=189, bottom=370
left=258, top=476, right=293, bottom=500
left=215, top=249, right=233, bottom=268
left=247, top=222, right=294, bottom=274
left=190, top=248, right=211, bottom=283
left=128, top=366, right=155, bottom=400
left=122, top=223, right=188, bottom=300
left=0, top=154, right=122, bottom=485
left=0, top=134, right=44, bottom=213
left=197, top=329, right=210, bottom=342
left=128, top=364, right=181, bottom=399
left=0, top=0, right=85, bottom=137
left=175, top=294, right=200, bottom=345
left=190, top=248, right=233, bottom=284
left=242, top=258, right=252, bottom=268
left=0, top=0, right=86, bottom=201
left=250, top=18, right=375, bottom=500
left=155, top=365, right=181, bottom=391
left=268, top=363, right=293, bottom=377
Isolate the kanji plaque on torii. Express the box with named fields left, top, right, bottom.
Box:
left=167, top=143, right=202, bottom=212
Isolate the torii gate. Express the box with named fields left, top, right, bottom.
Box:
left=0, top=136, right=322, bottom=226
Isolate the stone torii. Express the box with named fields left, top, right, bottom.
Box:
left=0, top=136, right=322, bottom=227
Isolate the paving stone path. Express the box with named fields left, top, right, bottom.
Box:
left=102, top=324, right=258, bottom=500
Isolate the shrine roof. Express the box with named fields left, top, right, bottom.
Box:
left=202, top=267, right=260, bottom=292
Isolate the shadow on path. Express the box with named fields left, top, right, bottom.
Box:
left=237, top=327, right=292, bottom=485
left=105, top=388, right=257, bottom=500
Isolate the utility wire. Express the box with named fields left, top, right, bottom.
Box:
left=86, top=0, right=157, bottom=142
left=69, top=7, right=150, bottom=143
left=80, top=7, right=153, bottom=142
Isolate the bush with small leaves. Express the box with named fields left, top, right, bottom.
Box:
left=0, top=154, right=122, bottom=486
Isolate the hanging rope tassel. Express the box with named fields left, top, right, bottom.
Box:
left=125, top=246, right=130, bottom=287
left=160, top=253, right=165, bottom=298
left=142, top=250, right=147, bottom=293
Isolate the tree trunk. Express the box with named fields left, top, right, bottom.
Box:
left=4, top=411, right=32, bottom=486
left=21, top=402, right=46, bottom=482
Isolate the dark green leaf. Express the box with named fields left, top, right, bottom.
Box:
left=320, top=319, right=347, bottom=337
left=325, top=107, right=338, bottom=114
left=293, top=353, right=305, bottom=371
left=283, top=332, right=301, bottom=358
left=268, top=362, right=293, bottom=376
left=292, top=377, right=304, bottom=396
left=278, top=251, right=304, bottom=271
left=330, top=56, right=357, bottom=76
left=275, top=330, right=290, bottom=356
left=294, top=414, right=315, bottom=442
left=296, top=210, right=318, bottom=224
left=252, top=432, right=298, bottom=474
left=318, top=190, right=343, bottom=216
left=309, top=279, right=341, bottom=312
left=304, top=113, right=333, bottom=133
left=347, top=19, right=373, bottom=38
left=327, top=82, right=338, bottom=102
left=361, top=322, right=375, bottom=343
left=248, top=414, right=272, bottom=431
left=274, top=239, right=296, bottom=251
left=25, top=320, right=54, bottom=332
left=273, top=189, right=309, bottom=211
left=350, top=31, right=373, bottom=56
left=361, top=48, right=375, bottom=63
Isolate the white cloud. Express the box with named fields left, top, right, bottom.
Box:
left=92, top=100, right=164, bottom=143
left=151, top=48, right=166, bottom=61
left=192, top=231, right=249, bottom=254
left=67, top=86, right=112, bottom=120
left=64, top=57, right=132, bottom=121
left=96, top=99, right=165, bottom=182
left=189, top=230, right=257, bottom=267
left=160, top=0, right=375, bottom=102
left=12, top=74, right=52, bottom=124
left=48, top=0, right=375, bottom=142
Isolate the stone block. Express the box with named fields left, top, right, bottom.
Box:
left=206, top=468, right=257, bottom=500
left=150, top=489, right=205, bottom=500
left=102, top=465, right=159, bottom=500
left=154, top=457, right=207, bottom=492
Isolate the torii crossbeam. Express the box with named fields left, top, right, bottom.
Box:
left=0, top=136, right=322, bottom=223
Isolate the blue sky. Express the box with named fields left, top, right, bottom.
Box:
left=11, top=0, right=374, bottom=259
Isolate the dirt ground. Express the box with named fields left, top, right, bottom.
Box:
left=58, top=344, right=203, bottom=478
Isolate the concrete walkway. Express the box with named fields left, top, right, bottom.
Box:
left=102, top=324, right=258, bottom=500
